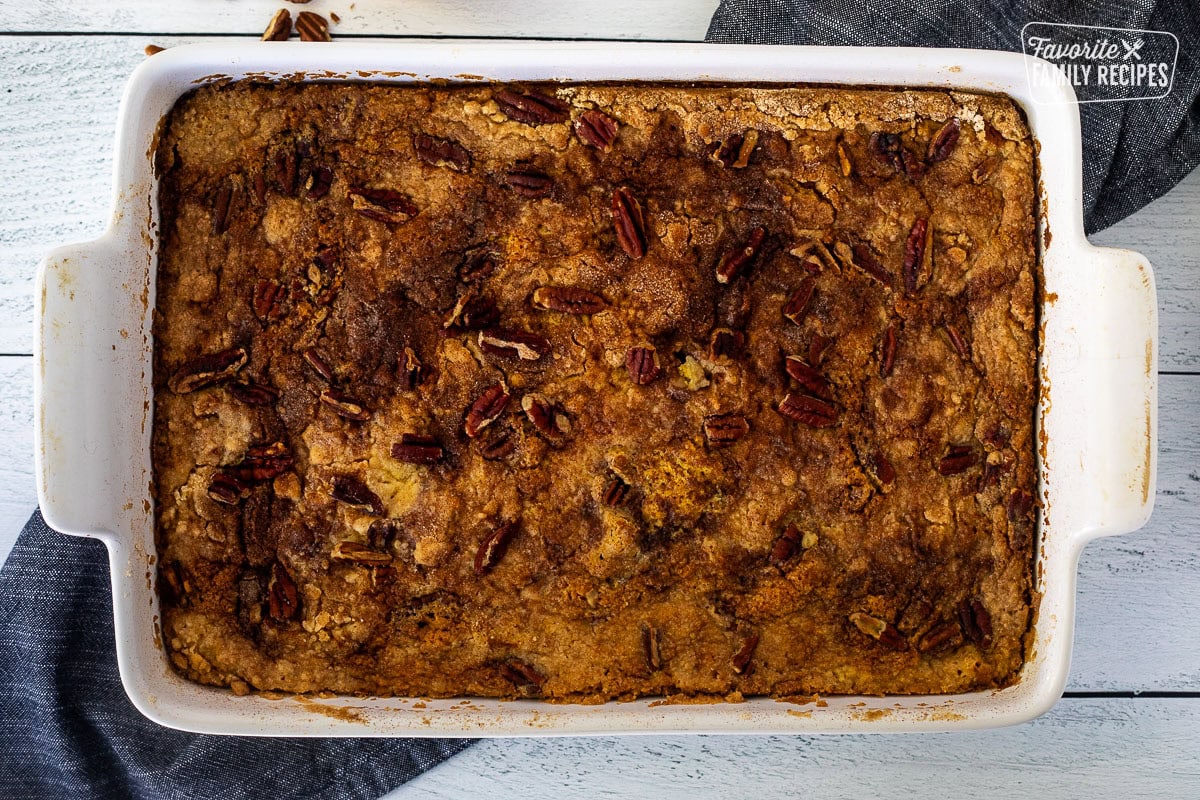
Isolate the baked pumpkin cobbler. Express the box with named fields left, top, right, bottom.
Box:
left=152, top=81, right=1039, bottom=700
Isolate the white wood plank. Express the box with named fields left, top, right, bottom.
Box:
left=3, top=0, right=718, bottom=40
left=1, top=35, right=1196, bottom=364
left=397, top=698, right=1200, bottom=799
left=0, top=358, right=34, bottom=563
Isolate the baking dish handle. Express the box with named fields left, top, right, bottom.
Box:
left=1078, top=245, right=1158, bottom=540
left=34, top=236, right=147, bottom=540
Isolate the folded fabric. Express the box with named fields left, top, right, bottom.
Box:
left=706, top=0, right=1200, bottom=233
left=0, top=511, right=472, bottom=800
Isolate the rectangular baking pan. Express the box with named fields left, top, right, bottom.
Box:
left=33, top=41, right=1157, bottom=735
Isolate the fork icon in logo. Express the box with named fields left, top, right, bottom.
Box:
left=1122, top=38, right=1144, bottom=60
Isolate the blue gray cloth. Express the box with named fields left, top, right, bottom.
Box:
left=707, top=0, right=1200, bottom=233
left=0, top=511, right=472, bottom=799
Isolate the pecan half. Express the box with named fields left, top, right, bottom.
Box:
left=709, top=328, right=745, bottom=360
left=611, top=188, right=647, bottom=259
left=228, top=381, right=279, bottom=406
left=495, top=89, right=569, bottom=125
left=807, top=334, right=832, bottom=366
left=783, top=276, right=816, bottom=326
left=927, top=118, right=961, bottom=163
left=918, top=620, right=964, bottom=655
left=253, top=279, right=286, bottom=321
left=226, top=442, right=293, bottom=485
left=850, top=242, right=892, bottom=286
left=784, top=356, right=833, bottom=401
left=207, top=472, right=249, bottom=505
left=575, top=109, right=619, bottom=150
left=879, top=322, right=898, bottom=378
left=474, top=520, right=519, bottom=576
left=716, top=226, right=766, bottom=284
left=903, top=218, right=930, bottom=295
left=261, top=8, right=291, bottom=41
left=444, top=293, right=499, bottom=330
left=971, top=155, right=1001, bottom=184
left=398, top=347, right=425, bottom=390
left=938, top=444, right=978, bottom=475
left=869, top=132, right=904, bottom=172
left=505, top=167, right=553, bottom=198
left=295, top=10, right=331, bottom=42
left=849, top=612, right=908, bottom=651
left=391, top=433, right=444, bottom=465
left=778, top=393, right=837, bottom=428
left=478, top=425, right=517, bottom=461
left=625, top=344, right=661, bottom=385
left=712, top=130, right=759, bottom=169
left=414, top=133, right=471, bottom=172
left=465, top=383, right=510, bottom=438
left=331, top=476, right=384, bottom=515
left=704, top=413, right=750, bottom=446
left=602, top=476, right=632, bottom=507
left=532, top=286, right=606, bottom=315
left=349, top=187, right=418, bottom=224
left=330, top=541, right=392, bottom=565
left=861, top=448, right=896, bottom=487
left=642, top=624, right=663, bottom=671
left=303, top=348, right=335, bottom=383
left=305, top=165, right=333, bottom=199
left=943, top=322, right=971, bottom=361
left=732, top=633, right=759, bottom=675
left=319, top=389, right=370, bottom=421
left=521, top=393, right=570, bottom=442
left=211, top=183, right=234, bottom=235
left=268, top=561, right=300, bottom=621
left=459, top=250, right=499, bottom=283
left=499, top=658, right=545, bottom=693
left=168, top=348, right=248, bottom=394
left=478, top=329, right=551, bottom=361
left=957, top=598, right=993, bottom=648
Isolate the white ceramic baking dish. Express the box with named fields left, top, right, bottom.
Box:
left=34, top=41, right=1157, bottom=736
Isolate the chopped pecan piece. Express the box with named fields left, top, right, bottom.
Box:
left=349, top=187, right=417, bottom=223
left=836, top=141, right=853, bottom=176
left=1007, top=488, right=1035, bottom=522
left=957, top=598, right=993, bottom=648
left=330, top=541, right=392, bottom=565
left=398, top=347, right=425, bottom=390
left=207, top=472, right=249, bottom=505
left=903, top=218, right=931, bottom=295
left=712, top=130, right=759, bottom=168
left=784, top=356, right=832, bottom=401
left=168, top=347, right=248, bottom=394
left=303, top=348, right=335, bottom=383
left=499, top=658, right=545, bottom=694
left=879, top=322, right=898, bottom=378
left=478, top=425, right=517, bottom=461
left=778, top=393, right=837, bottom=428
left=495, top=89, right=569, bottom=125
left=869, top=132, right=904, bottom=172
left=783, top=276, right=816, bottom=325
left=918, top=620, right=964, bottom=655
left=769, top=523, right=805, bottom=566
left=261, top=8, right=291, bottom=41
left=521, top=393, right=570, bottom=442
left=625, top=344, right=661, bottom=385
left=228, top=381, right=279, bottom=406
left=602, top=476, right=632, bottom=507
left=709, top=328, right=745, bottom=360
left=505, top=167, right=553, bottom=198
left=943, top=322, right=971, bottom=361
left=331, top=476, right=384, bottom=515
left=253, top=279, right=286, bottom=321
left=273, top=145, right=298, bottom=196
left=849, top=612, right=908, bottom=651
left=478, top=329, right=551, bottom=361
left=267, top=561, right=300, bottom=621
left=807, top=334, right=832, bottom=366
left=732, top=633, right=760, bottom=674
left=575, top=109, right=619, bottom=150
left=444, top=293, right=500, bottom=330
left=716, top=226, right=766, bottom=284
left=305, top=165, right=333, bottom=199
left=414, top=133, right=471, bottom=171
left=459, top=250, right=498, bottom=283
left=641, top=624, right=663, bottom=671
left=611, top=187, right=647, bottom=259
left=703, top=413, right=750, bottom=446
left=226, top=442, right=293, bottom=485
left=971, top=155, right=1001, bottom=184
left=927, top=118, right=961, bottom=163
left=295, top=10, right=331, bottom=42
left=368, top=519, right=402, bottom=552
left=474, top=520, right=519, bottom=576
left=319, top=389, right=369, bottom=421
left=391, top=434, right=444, bottom=465
left=861, top=448, right=896, bottom=487
left=531, top=286, right=607, bottom=315
left=211, top=183, right=234, bottom=235
left=465, top=383, right=510, bottom=438
left=849, top=242, right=892, bottom=286
left=938, top=444, right=978, bottom=475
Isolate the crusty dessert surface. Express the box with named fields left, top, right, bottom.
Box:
left=153, top=81, right=1038, bottom=700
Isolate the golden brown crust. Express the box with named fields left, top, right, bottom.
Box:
left=153, top=81, right=1038, bottom=700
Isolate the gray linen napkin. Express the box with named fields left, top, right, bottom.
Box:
left=706, top=0, right=1200, bottom=233
left=0, top=511, right=472, bottom=800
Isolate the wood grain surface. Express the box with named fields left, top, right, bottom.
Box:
left=0, top=10, right=1196, bottom=797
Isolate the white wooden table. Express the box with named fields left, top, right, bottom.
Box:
left=2, top=2, right=1197, bottom=796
